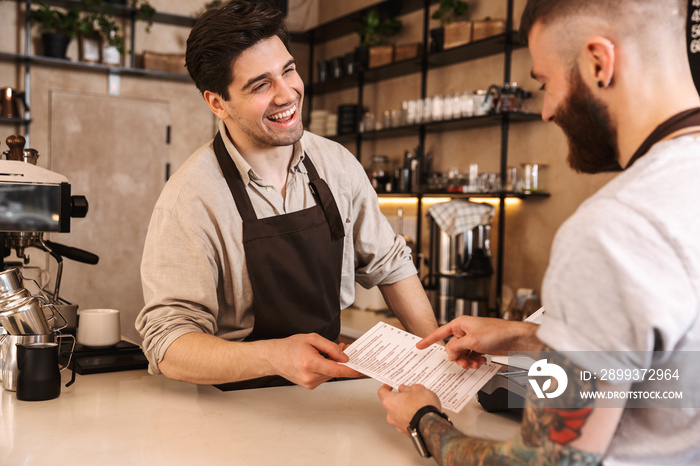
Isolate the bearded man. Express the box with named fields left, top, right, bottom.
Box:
left=379, top=1, right=700, bottom=464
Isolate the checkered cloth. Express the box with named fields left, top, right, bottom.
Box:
left=427, top=200, right=494, bottom=237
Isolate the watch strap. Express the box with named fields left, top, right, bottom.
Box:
left=409, top=405, right=450, bottom=431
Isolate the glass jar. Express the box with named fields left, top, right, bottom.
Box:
left=521, top=163, right=546, bottom=192
left=369, top=155, right=392, bottom=193
left=431, top=95, right=444, bottom=121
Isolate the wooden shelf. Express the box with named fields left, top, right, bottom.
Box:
left=293, top=0, right=435, bottom=42
left=327, top=112, right=541, bottom=142
left=312, top=56, right=423, bottom=95
left=0, top=52, right=25, bottom=64
left=309, top=32, right=525, bottom=97
left=378, top=191, right=550, bottom=199
left=0, top=116, right=31, bottom=125
left=427, top=32, right=525, bottom=69
left=0, top=52, right=192, bottom=82
left=29, top=0, right=197, bottom=27
left=424, top=111, right=541, bottom=133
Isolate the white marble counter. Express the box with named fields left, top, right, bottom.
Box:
left=0, top=370, right=520, bottom=466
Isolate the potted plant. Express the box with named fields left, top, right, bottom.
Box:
left=29, top=2, right=81, bottom=59
left=356, top=9, right=402, bottom=69
left=77, top=9, right=103, bottom=63
left=131, top=0, right=156, bottom=33
left=431, top=0, right=470, bottom=51
left=77, top=0, right=155, bottom=65
left=472, top=16, right=507, bottom=41
left=98, top=14, right=126, bottom=65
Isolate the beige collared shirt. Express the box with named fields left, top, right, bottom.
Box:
left=136, top=120, right=416, bottom=373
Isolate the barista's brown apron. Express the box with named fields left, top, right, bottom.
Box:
left=212, top=132, right=345, bottom=391
left=626, top=107, right=700, bottom=168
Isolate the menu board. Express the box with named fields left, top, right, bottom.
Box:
left=688, top=0, right=700, bottom=92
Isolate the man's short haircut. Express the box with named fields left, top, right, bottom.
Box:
left=185, top=0, right=289, bottom=100
left=520, top=0, right=688, bottom=64
left=520, top=0, right=687, bottom=43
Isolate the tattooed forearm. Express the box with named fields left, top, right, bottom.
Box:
left=420, top=411, right=601, bottom=466
left=420, top=412, right=502, bottom=466
left=418, top=345, right=604, bottom=465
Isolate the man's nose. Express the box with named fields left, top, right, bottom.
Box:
left=541, top=96, right=556, bottom=122
left=274, top=79, right=298, bottom=104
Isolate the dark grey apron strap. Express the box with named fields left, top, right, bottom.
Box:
left=213, top=132, right=257, bottom=222
left=626, top=107, right=700, bottom=169
left=303, top=155, right=345, bottom=242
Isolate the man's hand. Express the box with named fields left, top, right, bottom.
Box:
left=270, top=333, right=363, bottom=389
left=417, top=316, right=540, bottom=369
left=377, top=384, right=441, bottom=434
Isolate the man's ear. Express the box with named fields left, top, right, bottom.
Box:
left=581, top=36, right=616, bottom=88
left=579, top=36, right=615, bottom=88
left=204, top=90, right=229, bottom=120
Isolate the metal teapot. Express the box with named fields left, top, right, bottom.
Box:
left=482, top=83, right=532, bottom=114
left=1, top=87, right=29, bottom=119
left=496, top=82, right=531, bottom=112
left=481, top=85, right=502, bottom=114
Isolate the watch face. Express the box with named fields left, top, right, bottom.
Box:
left=410, top=429, right=430, bottom=458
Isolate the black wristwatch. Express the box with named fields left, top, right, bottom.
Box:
left=408, top=405, right=452, bottom=458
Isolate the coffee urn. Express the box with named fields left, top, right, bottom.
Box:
left=425, top=201, right=495, bottom=325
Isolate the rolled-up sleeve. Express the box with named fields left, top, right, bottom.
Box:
left=136, top=206, right=220, bottom=374
left=349, top=164, right=416, bottom=289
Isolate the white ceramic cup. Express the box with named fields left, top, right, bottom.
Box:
left=77, top=309, right=121, bottom=348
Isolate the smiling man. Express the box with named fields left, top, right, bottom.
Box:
left=136, top=0, right=438, bottom=391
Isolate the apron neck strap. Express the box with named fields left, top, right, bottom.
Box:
left=213, top=131, right=343, bottom=242
left=302, top=155, right=345, bottom=242
left=301, top=152, right=320, bottom=181
left=626, top=107, right=700, bottom=169
left=213, top=131, right=258, bottom=222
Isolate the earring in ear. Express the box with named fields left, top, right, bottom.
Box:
left=597, top=81, right=604, bottom=88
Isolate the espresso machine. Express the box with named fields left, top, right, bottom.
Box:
left=0, top=135, right=147, bottom=376
left=425, top=200, right=495, bottom=325
left=0, top=135, right=98, bottom=323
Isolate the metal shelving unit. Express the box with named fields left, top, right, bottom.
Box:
left=300, top=0, right=546, bottom=314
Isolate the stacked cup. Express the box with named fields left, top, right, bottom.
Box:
left=0, top=268, right=72, bottom=398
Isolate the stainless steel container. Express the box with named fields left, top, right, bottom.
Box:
left=1, top=333, right=55, bottom=391
left=427, top=219, right=493, bottom=324
left=0, top=296, right=52, bottom=335
left=0, top=288, right=31, bottom=310
left=0, top=268, right=25, bottom=298
left=0, top=326, right=6, bottom=382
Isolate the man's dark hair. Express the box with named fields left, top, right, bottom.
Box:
left=185, top=0, right=289, bottom=100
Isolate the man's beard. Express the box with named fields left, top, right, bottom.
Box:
left=555, top=69, right=622, bottom=173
